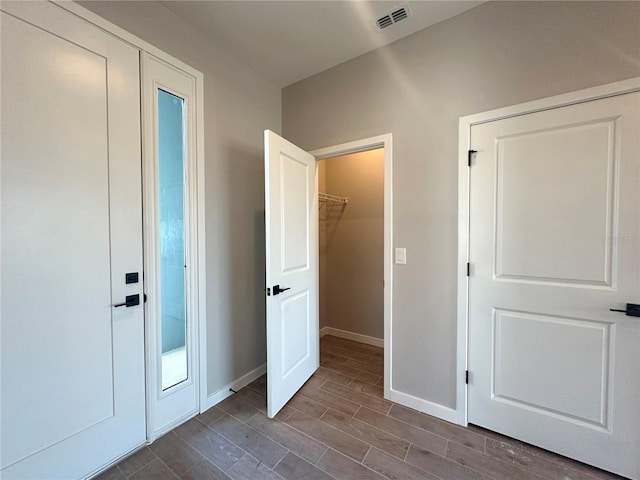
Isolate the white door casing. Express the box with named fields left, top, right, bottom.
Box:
left=264, top=130, right=319, bottom=418
left=466, top=92, right=640, bottom=479
left=141, top=52, right=201, bottom=439
left=310, top=134, right=393, bottom=407
left=0, top=2, right=145, bottom=478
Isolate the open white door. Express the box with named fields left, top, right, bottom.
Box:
left=264, top=130, right=319, bottom=418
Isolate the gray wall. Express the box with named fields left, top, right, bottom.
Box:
left=320, top=150, right=384, bottom=339
left=283, top=1, right=640, bottom=409
left=79, top=1, right=281, bottom=397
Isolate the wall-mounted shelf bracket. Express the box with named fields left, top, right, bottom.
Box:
left=319, top=192, right=348, bottom=205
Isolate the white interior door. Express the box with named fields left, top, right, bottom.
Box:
left=468, top=93, right=640, bottom=479
left=0, top=2, right=145, bottom=478
left=264, top=130, right=319, bottom=418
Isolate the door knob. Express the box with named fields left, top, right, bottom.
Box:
left=113, top=294, right=140, bottom=308
left=609, top=303, right=640, bottom=317
left=272, top=285, right=291, bottom=296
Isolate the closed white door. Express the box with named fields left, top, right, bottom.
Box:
left=264, top=130, right=319, bottom=418
left=1, top=2, right=145, bottom=478
left=468, top=93, right=640, bottom=479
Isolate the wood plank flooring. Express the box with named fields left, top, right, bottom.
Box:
left=98, top=335, right=626, bottom=480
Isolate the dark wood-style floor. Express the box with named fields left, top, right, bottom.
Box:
left=98, top=335, right=625, bottom=480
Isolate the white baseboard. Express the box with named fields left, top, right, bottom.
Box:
left=201, top=363, right=267, bottom=412
left=320, top=327, right=383, bottom=348
left=88, top=441, right=147, bottom=479
left=387, top=388, right=458, bottom=424
left=152, top=408, right=199, bottom=441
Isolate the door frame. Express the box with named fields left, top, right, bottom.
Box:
left=310, top=134, right=393, bottom=400
left=456, top=76, right=640, bottom=425
left=53, top=0, right=207, bottom=442
left=141, top=52, right=204, bottom=440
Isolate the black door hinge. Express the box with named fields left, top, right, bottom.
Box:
left=465, top=370, right=469, bottom=384
left=468, top=149, right=477, bottom=167
left=144, top=293, right=147, bottom=303
left=466, top=263, right=470, bottom=277
left=266, top=287, right=271, bottom=297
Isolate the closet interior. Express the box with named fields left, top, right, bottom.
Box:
left=318, top=148, right=385, bottom=346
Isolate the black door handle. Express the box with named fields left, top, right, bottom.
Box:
left=610, top=303, right=640, bottom=317
left=273, top=285, right=291, bottom=296
left=113, top=294, right=140, bottom=308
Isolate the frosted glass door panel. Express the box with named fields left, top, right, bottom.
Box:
left=158, top=89, right=187, bottom=390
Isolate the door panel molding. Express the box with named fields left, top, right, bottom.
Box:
left=493, top=118, right=617, bottom=287
left=491, top=308, right=612, bottom=429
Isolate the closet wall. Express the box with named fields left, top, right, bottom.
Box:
left=320, top=149, right=384, bottom=340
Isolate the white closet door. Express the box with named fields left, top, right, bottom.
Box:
left=0, top=2, right=145, bottom=478
left=468, top=92, right=640, bottom=479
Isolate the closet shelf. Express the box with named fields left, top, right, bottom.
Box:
left=319, top=192, right=348, bottom=205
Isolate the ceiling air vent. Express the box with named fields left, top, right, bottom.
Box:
left=391, top=8, right=408, bottom=23
left=376, top=15, right=393, bottom=30
left=375, top=4, right=410, bottom=30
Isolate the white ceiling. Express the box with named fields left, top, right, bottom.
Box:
left=161, top=1, right=484, bottom=87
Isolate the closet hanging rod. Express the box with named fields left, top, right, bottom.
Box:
left=318, top=192, right=348, bottom=204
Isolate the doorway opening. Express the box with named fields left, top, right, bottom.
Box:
left=311, top=135, right=393, bottom=398
left=263, top=131, right=392, bottom=417
left=317, top=149, right=385, bottom=358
